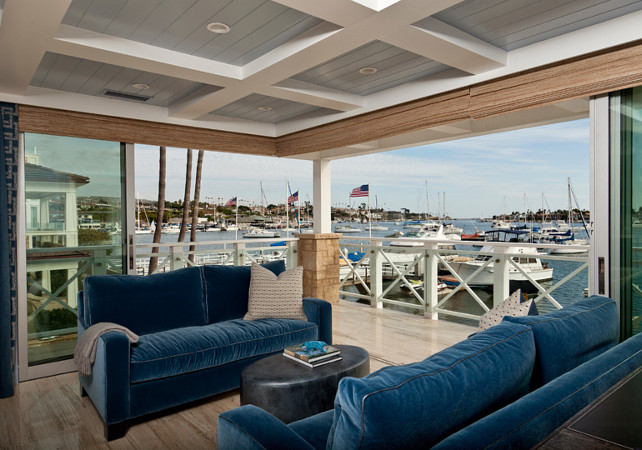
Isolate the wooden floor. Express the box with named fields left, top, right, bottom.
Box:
left=0, top=301, right=474, bottom=449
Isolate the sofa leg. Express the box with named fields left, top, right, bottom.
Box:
left=79, top=385, right=88, bottom=397
left=105, top=422, right=128, bottom=441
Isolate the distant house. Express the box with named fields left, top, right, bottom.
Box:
left=25, top=156, right=89, bottom=310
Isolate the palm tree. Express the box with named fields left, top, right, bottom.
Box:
left=178, top=149, right=192, bottom=243
left=149, top=146, right=166, bottom=274
left=189, top=150, right=204, bottom=263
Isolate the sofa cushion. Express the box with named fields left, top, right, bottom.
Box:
left=327, top=322, right=535, bottom=449
left=503, top=295, right=619, bottom=389
left=202, top=260, right=286, bottom=324
left=83, top=267, right=206, bottom=335
left=245, top=264, right=306, bottom=321
left=130, top=318, right=318, bottom=383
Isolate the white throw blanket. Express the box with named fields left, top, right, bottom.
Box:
left=74, top=322, right=139, bottom=376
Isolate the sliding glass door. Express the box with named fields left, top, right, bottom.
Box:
left=18, top=133, right=129, bottom=379
left=609, top=87, right=642, bottom=338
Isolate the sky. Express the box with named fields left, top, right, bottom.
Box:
left=23, top=118, right=591, bottom=218
left=135, top=118, right=590, bottom=218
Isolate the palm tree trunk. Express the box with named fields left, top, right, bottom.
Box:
left=178, top=149, right=192, bottom=243
left=189, top=149, right=204, bottom=263
left=149, top=146, right=166, bottom=274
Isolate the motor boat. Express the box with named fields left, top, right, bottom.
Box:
left=448, top=230, right=553, bottom=293
left=243, top=228, right=280, bottom=238
left=390, top=225, right=460, bottom=247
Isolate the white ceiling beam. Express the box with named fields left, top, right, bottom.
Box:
left=384, top=21, right=507, bottom=74
left=262, top=80, right=363, bottom=112
left=168, top=82, right=246, bottom=120
left=51, top=25, right=242, bottom=85
left=0, top=0, right=71, bottom=94
left=270, top=0, right=375, bottom=27
left=170, top=22, right=370, bottom=120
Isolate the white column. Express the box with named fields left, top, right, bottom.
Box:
left=424, top=242, right=439, bottom=319
left=370, top=242, right=383, bottom=309
left=313, top=159, right=332, bottom=234
left=66, top=192, right=77, bottom=246
left=493, top=248, right=510, bottom=307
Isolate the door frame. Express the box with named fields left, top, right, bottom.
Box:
left=16, top=136, right=136, bottom=381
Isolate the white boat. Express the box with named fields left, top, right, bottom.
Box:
left=335, top=225, right=361, bottom=233
left=443, top=223, right=463, bottom=235
left=491, top=219, right=511, bottom=230
left=390, top=225, right=460, bottom=247
left=243, top=228, right=280, bottom=238
left=449, top=230, right=553, bottom=292
left=161, top=224, right=181, bottom=234
left=369, top=224, right=389, bottom=231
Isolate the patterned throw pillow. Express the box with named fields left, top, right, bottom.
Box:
left=478, top=289, right=532, bottom=330
left=244, top=263, right=307, bottom=321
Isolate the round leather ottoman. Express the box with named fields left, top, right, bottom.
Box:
left=240, top=344, right=370, bottom=423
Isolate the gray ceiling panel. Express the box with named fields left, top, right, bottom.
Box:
left=63, top=0, right=323, bottom=66
left=430, top=0, right=642, bottom=51
left=103, top=0, right=165, bottom=38
left=291, top=41, right=448, bottom=96
left=31, top=52, right=216, bottom=107
left=212, top=94, right=336, bottom=123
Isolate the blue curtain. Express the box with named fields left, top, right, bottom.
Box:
left=1, top=102, right=18, bottom=398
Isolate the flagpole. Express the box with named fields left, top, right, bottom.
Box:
left=368, top=184, right=371, bottom=238
left=298, top=191, right=301, bottom=233
left=285, top=179, right=289, bottom=238
left=235, top=198, right=238, bottom=240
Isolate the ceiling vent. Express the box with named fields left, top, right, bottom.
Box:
left=102, top=89, right=152, bottom=102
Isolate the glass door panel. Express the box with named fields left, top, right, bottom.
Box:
left=611, top=87, right=642, bottom=337
left=21, top=133, right=126, bottom=370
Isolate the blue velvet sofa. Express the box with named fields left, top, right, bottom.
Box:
left=76, top=260, right=332, bottom=441
left=218, top=296, right=642, bottom=449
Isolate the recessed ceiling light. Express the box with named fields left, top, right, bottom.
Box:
left=131, top=83, right=150, bottom=90
left=359, top=67, right=378, bottom=75
left=258, top=106, right=272, bottom=111
left=207, top=22, right=231, bottom=34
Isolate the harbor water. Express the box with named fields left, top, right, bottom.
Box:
left=134, top=219, right=590, bottom=323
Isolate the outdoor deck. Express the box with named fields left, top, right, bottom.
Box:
left=0, top=301, right=474, bottom=449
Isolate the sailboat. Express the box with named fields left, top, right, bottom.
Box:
left=135, top=196, right=152, bottom=234
left=369, top=195, right=388, bottom=231
left=544, top=178, right=589, bottom=254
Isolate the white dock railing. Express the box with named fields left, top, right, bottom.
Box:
left=339, top=237, right=590, bottom=321
left=134, top=238, right=298, bottom=275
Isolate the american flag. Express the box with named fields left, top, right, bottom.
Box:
left=225, top=197, right=237, bottom=207
left=288, top=191, right=299, bottom=204
left=350, top=184, right=369, bottom=197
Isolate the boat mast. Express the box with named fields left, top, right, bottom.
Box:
left=425, top=180, right=429, bottom=220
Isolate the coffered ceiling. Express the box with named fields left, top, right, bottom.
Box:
left=1, top=0, right=642, bottom=156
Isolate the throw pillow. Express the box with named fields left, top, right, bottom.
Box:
left=244, top=263, right=307, bottom=321
left=478, top=289, right=532, bottom=330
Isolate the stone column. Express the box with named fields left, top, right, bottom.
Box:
left=296, top=233, right=341, bottom=303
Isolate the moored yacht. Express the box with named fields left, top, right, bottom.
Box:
left=390, top=224, right=461, bottom=247
left=448, top=230, right=553, bottom=293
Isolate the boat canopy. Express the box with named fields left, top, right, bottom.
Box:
left=485, top=229, right=533, bottom=243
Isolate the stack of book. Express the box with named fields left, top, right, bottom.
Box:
left=283, top=342, right=342, bottom=368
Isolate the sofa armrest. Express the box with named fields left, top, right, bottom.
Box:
left=78, top=331, right=132, bottom=425
left=218, top=405, right=314, bottom=450
left=302, top=298, right=332, bottom=345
